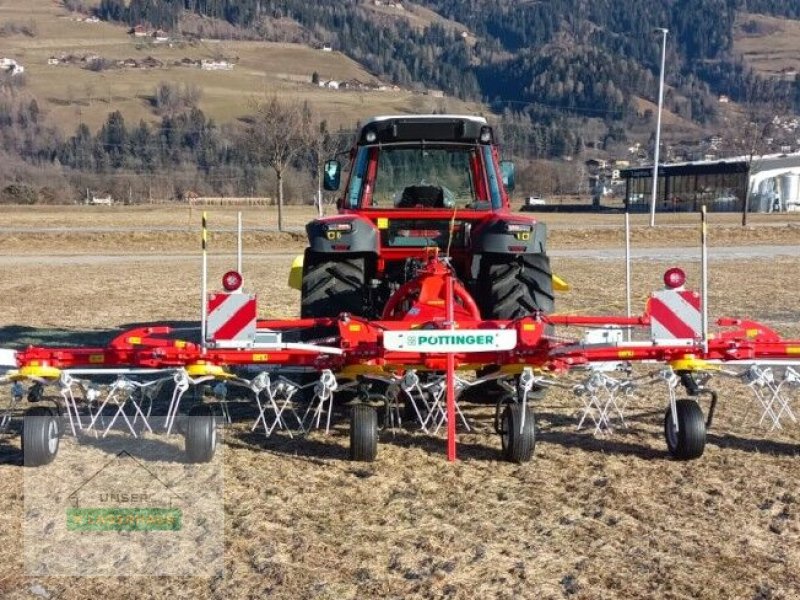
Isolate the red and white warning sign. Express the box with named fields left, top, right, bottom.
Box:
left=206, top=292, right=257, bottom=345
left=648, top=289, right=702, bottom=340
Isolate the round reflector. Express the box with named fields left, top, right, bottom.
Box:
left=222, top=270, right=243, bottom=292
left=663, top=267, right=686, bottom=289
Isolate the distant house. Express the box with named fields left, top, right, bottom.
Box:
left=141, top=56, right=163, bottom=68
left=340, top=79, right=366, bottom=90
left=48, top=57, right=60, bottom=65
left=324, top=80, right=340, bottom=89
left=321, top=44, right=333, bottom=52
left=152, top=29, right=169, bottom=42
left=584, top=158, right=606, bottom=172
left=718, top=95, right=730, bottom=104
left=425, top=89, right=444, bottom=98
left=0, top=58, right=24, bottom=76
left=131, top=25, right=147, bottom=37
left=84, top=16, right=100, bottom=24
left=88, top=194, right=113, bottom=206
left=200, top=59, right=234, bottom=71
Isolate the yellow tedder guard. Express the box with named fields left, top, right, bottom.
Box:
left=288, top=254, right=304, bottom=291
left=552, top=274, right=570, bottom=292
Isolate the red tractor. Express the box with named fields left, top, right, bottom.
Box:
left=295, top=115, right=555, bottom=321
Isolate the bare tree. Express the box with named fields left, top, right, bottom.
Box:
left=247, top=96, right=313, bottom=231
left=307, top=119, right=350, bottom=217
left=722, top=86, right=792, bottom=225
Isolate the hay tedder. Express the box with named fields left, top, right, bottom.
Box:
left=2, top=115, right=800, bottom=467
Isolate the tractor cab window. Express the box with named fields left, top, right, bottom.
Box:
left=344, top=145, right=502, bottom=210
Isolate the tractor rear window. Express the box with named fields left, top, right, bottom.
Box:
left=346, top=145, right=497, bottom=210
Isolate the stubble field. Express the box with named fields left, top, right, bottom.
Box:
left=0, top=206, right=799, bottom=599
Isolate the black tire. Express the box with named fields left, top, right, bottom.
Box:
left=301, top=254, right=366, bottom=318
left=349, top=405, right=378, bottom=462
left=185, top=404, right=217, bottom=463
left=499, top=403, right=536, bottom=463
left=664, top=399, right=706, bottom=460
left=475, top=253, right=555, bottom=320
left=23, top=406, right=59, bottom=467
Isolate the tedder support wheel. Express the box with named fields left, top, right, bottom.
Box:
left=349, top=405, right=378, bottom=462
left=664, top=399, right=706, bottom=460
left=500, top=403, right=536, bottom=463
left=185, top=404, right=217, bottom=463
left=22, top=406, right=60, bottom=467
left=476, top=252, right=555, bottom=320
left=301, top=254, right=366, bottom=318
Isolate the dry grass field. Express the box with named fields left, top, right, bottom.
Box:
left=0, top=208, right=799, bottom=599
left=0, top=0, right=483, bottom=131
left=1, top=203, right=799, bottom=257
left=734, top=13, right=800, bottom=78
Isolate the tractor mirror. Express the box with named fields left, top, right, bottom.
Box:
left=323, top=160, right=341, bottom=191
left=500, top=160, right=516, bottom=191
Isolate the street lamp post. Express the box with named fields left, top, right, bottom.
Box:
left=649, top=27, right=668, bottom=227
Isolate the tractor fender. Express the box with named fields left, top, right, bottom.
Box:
left=471, top=217, right=547, bottom=254
left=305, top=215, right=379, bottom=254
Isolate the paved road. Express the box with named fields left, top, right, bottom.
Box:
left=0, top=245, right=797, bottom=266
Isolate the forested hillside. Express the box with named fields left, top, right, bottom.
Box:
left=2, top=0, right=799, bottom=204
left=95, top=0, right=800, bottom=116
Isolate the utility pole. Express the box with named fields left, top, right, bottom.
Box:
left=649, top=27, right=668, bottom=228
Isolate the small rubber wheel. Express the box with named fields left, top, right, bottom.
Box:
left=185, top=404, right=217, bottom=463
left=349, top=405, right=378, bottom=462
left=500, top=403, right=536, bottom=463
left=664, top=399, right=706, bottom=460
left=22, top=406, right=60, bottom=467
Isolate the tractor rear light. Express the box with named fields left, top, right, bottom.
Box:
left=222, top=270, right=243, bottom=292
left=663, top=267, right=686, bottom=289
left=505, top=222, right=532, bottom=233
left=508, top=245, right=526, bottom=252
left=331, top=244, right=351, bottom=251
left=324, top=222, right=353, bottom=232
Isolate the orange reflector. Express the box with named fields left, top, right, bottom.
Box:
left=89, top=354, right=104, bottom=364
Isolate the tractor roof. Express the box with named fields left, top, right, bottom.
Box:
left=357, top=114, right=492, bottom=146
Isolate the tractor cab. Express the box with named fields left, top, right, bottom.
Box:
left=326, top=115, right=513, bottom=213
left=298, top=115, right=553, bottom=321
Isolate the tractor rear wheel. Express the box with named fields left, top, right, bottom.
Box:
left=475, top=253, right=554, bottom=320
left=301, top=254, right=366, bottom=318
